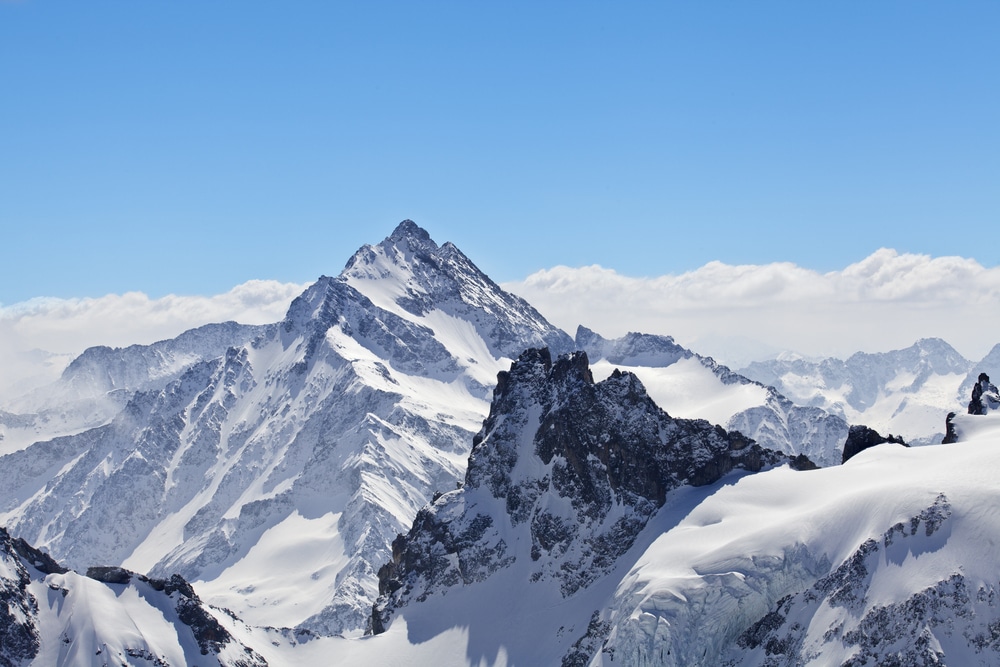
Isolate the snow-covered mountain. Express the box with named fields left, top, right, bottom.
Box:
left=739, top=338, right=1000, bottom=446
left=577, top=327, right=849, bottom=467
left=0, top=221, right=572, bottom=638
left=0, top=527, right=267, bottom=667
left=371, top=348, right=802, bottom=641
left=8, top=363, right=1000, bottom=666
left=0, top=322, right=269, bottom=455
left=356, top=356, right=1000, bottom=667
left=5, top=219, right=1000, bottom=665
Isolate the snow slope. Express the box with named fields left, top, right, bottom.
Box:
left=0, top=529, right=266, bottom=667
left=8, top=413, right=1000, bottom=666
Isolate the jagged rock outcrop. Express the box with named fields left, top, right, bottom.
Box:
left=0, top=528, right=40, bottom=667
left=371, top=348, right=801, bottom=634
left=943, top=412, right=960, bottom=444
left=0, top=527, right=265, bottom=667
left=842, top=425, right=908, bottom=463
left=943, top=372, right=1000, bottom=443
left=969, top=372, right=1000, bottom=415
left=85, top=566, right=266, bottom=664
left=576, top=327, right=849, bottom=467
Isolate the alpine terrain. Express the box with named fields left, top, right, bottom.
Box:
left=740, top=339, right=1000, bottom=446
left=2, top=220, right=999, bottom=666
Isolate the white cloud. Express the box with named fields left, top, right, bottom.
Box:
left=0, top=280, right=307, bottom=401
left=503, top=249, right=1000, bottom=367
left=4, top=249, right=999, bottom=403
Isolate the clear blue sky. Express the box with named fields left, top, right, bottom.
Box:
left=2, top=1, right=998, bottom=304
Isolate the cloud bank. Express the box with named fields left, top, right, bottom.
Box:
left=503, top=249, right=1000, bottom=367
left=3, top=249, right=998, bottom=402
left=0, top=280, right=307, bottom=400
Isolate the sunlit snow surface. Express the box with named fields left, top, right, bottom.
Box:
left=21, top=567, right=265, bottom=667
left=592, top=358, right=769, bottom=426
left=226, top=414, right=1000, bottom=666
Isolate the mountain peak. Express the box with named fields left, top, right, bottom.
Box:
left=387, top=219, right=434, bottom=246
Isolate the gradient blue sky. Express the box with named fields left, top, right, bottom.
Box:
left=2, top=1, right=998, bottom=305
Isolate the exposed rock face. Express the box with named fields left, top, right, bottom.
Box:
left=943, top=372, right=1000, bottom=443
left=85, top=566, right=266, bottom=664
left=0, top=528, right=267, bottom=667
left=0, top=528, right=40, bottom=667
left=576, top=327, right=850, bottom=467
left=371, top=348, right=796, bottom=634
left=842, top=425, right=908, bottom=463
left=969, top=372, right=1000, bottom=415
left=943, top=412, right=960, bottom=444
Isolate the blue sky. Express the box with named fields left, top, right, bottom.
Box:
left=2, top=1, right=998, bottom=305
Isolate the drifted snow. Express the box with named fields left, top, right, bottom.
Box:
left=192, top=511, right=349, bottom=629
left=598, top=415, right=1000, bottom=666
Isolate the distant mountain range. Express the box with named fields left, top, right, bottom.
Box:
left=739, top=339, right=1000, bottom=446
left=2, top=221, right=998, bottom=666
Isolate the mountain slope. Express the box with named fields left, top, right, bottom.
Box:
left=0, top=321, right=269, bottom=456
left=0, top=527, right=266, bottom=667
left=0, top=221, right=572, bottom=637
left=354, top=392, right=1000, bottom=667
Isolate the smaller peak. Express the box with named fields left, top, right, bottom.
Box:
left=575, top=325, right=604, bottom=348
left=388, top=220, right=433, bottom=244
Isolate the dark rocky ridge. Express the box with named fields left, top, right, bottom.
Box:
left=842, top=425, right=908, bottom=463
left=86, top=566, right=266, bottom=664
left=577, top=327, right=849, bottom=468
left=943, top=371, right=1000, bottom=443
left=371, top=348, right=812, bottom=634
left=969, top=372, right=1000, bottom=415
left=0, top=528, right=40, bottom=667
